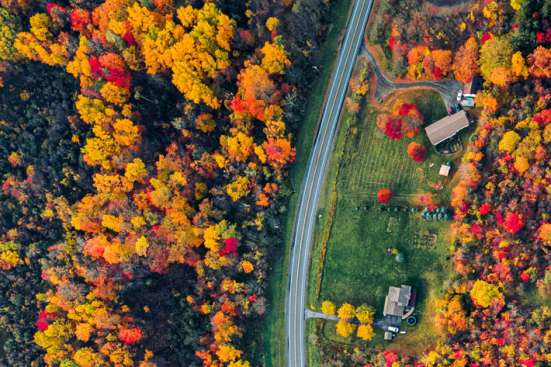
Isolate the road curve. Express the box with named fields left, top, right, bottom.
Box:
left=285, top=1, right=373, bottom=367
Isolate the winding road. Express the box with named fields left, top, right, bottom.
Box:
left=285, top=1, right=373, bottom=367
left=285, top=1, right=461, bottom=366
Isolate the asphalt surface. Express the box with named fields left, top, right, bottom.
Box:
left=285, top=1, right=373, bottom=366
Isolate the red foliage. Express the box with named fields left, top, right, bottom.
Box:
left=503, top=212, right=524, bottom=234
left=35, top=311, right=56, bottom=331
left=383, top=350, right=399, bottom=367
left=520, top=271, right=530, bottom=282
left=433, top=65, right=442, bottom=79
left=383, top=118, right=403, bottom=140
left=479, top=203, right=491, bottom=215
left=70, top=9, right=90, bottom=33
left=89, top=56, right=102, bottom=77
left=230, top=96, right=247, bottom=114
left=397, top=103, right=416, bottom=116
left=104, top=68, right=131, bottom=89
left=377, top=188, right=393, bottom=204
left=122, top=31, right=136, bottom=45
left=388, top=37, right=396, bottom=50
left=219, top=237, right=238, bottom=256
left=118, top=327, right=143, bottom=345
left=471, top=223, right=483, bottom=240
left=47, top=3, right=64, bottom=15
left=533, top=109, right=551, bottom=125
left=407, top=142, right=427, bottom=162
left=481, top=32, right=493, bottom=45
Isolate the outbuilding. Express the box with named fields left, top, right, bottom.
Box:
left=425, top=110, right=470, bottom=146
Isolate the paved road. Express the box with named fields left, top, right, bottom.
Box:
left=285, top=1, right=373, bottom=367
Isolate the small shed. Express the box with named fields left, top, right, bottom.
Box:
left=439, top=164, right=451, bottom=177
left=384, top=331, right=394, bottom=341
left=425, top=110, right=470, bottom=146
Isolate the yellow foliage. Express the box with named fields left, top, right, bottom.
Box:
left=355, top=304, right=374, bottom=324
left=103, top=242, right=124, bottom=264
left=135, top=236, right=149, bottom=256
left=470, top=280, right=503, bottom=308
left=125, top=158, right=147, bottom=183
left=337, top=303, right=355, bottom=321
left=225, top=176, right=250, bottom=202
left=260, top=41, right=290, bottom=74
left=221, top=132, right=254, bottom=162
left=335, top=320, right=355, bottom=337
left=73, top=347, right=102, bottom=367
left=75, top=323, right=93, bottom=342
left=510, top=0, right=525, bottom=11
left=514, top=156, right=529, bottom=174
left=216, top=344, right=242, bottom=363
left=113, top=119, right=140, bottom=147
left=266, top=17, right=280, bottom=32
left=498, top=130, right=521, bottom=152
left=511, top=51, right=528, bottom=78
left=131, top=216, right=146, bottom=228
left=75, top=95, right=107, bottom=124
left=101, top=214, right=124, bottom=232
left=357, top=324, right=374, bottom=341
left=29, top=13, right=51, bottom=42
left=240, top=260, right=254, bottom=273
left=488, top=66, right=512, bottom=87
left=100, top=82, right=130, bottom=106
left=254, top=145, right=267, bottom=164
left=321, top=300, right=336, bottom=316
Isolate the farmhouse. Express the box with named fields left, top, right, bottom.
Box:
left=424, top=110, right=470, bottom=146
left=383, top=285, right=415, bottom=319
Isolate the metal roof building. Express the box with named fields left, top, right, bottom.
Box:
left=425, top=110, right=470, bottom=146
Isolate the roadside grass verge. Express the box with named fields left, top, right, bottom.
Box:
left=257, top=0, right=353, bottom=366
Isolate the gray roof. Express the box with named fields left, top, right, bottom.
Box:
left=383, top=285, right=412, bottom=317
left=425, top=110, right=469, bottom=145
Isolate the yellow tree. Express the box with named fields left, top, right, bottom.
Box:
left=479, top=36, right=512, bottom=82
left=335, top=320, right=355, bottom=338
left=337, top=303, right=355, bottom=321
left=355, top=304, right=374, bottom=324
left=321, top=300, right=336, bottom=316
left=470, top=280, right=504, bottom=308
left=356, top=324, right=374, bottom=341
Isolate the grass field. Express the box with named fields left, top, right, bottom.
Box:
left=312, top=89, right=463, bottom=352
left=255, top=1, right=353, bottom=366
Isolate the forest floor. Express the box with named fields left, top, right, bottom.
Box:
left=254, top=0, right=353, bottom=365
left=307, top=89, right=474, bottom=357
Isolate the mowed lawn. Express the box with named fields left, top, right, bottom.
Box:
left=317, top=90, right=455, bottom=349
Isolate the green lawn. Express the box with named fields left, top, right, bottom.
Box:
left=256, top=1, right=353, bottom=366
left=313, top=89, right=461, bottom=351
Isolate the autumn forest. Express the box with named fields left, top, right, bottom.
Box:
left=0, top=0, right=550, bottom=366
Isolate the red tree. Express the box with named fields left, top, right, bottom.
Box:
left=377, top=188, right=393, bottom=204
left=407, top=142, right=427, bottom=162
left=503, top=212, right=524, bottom=234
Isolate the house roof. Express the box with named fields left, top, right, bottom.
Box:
left=425, top=110, right=469, bottom=146
left=383, top=285, right=412, bottom=317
